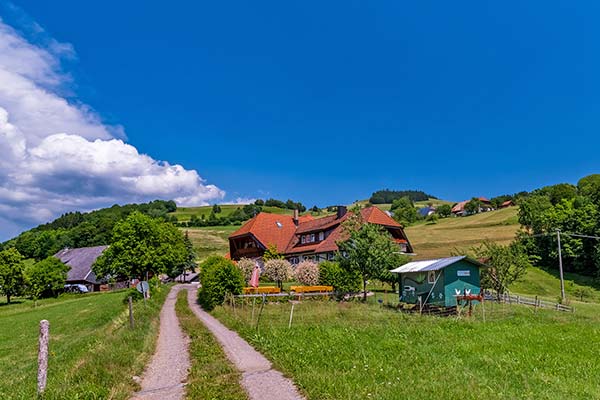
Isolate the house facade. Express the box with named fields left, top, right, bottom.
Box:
left=228, top=206, right=413, bottom=264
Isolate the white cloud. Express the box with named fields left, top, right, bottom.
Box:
left=0, top=17, right=225, bottom=239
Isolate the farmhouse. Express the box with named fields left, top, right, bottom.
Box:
left=55, top=245, right=108, bottom=292
left=228, top=206, right=413, bottom=264
left=451, top=196, right=493, bottom=216
left=390, top=256, right=485, bottom=307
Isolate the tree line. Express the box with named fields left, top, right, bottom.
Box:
left=369, top=189, right=437, bottom=204
left=0, top=200, right=178, bottom=261
left=518, top=175, right=600, bottom=276
left=177, top=198, right=307, bottom=228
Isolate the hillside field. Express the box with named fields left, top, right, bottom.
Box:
left=213, top=295, right=600, bottom=400
left=405, top=206, right=520, bottom=259
left=0, top=288, right=169, bottom=399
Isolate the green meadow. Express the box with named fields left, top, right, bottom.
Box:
left=0, top=288, right=168, bottom=400
left=213, top=297, right=600, bottom=400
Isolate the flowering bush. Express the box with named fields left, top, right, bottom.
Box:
left=236, top=258, right=255, bottom=282
left=264, top=259, right=292, bottom=288
left=293, top=261, right=319, bottom=285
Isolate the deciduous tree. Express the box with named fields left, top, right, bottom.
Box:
left=0, top=248, right=26, bottom=304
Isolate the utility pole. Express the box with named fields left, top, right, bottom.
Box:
left=556, top=229, right=566, bottom=302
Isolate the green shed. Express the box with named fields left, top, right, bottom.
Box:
left=390, top=256, right=486, bottom=307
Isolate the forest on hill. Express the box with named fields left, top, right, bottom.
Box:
left=369, top=189, right=437, bottom=204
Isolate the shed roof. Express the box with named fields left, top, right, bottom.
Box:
left=55, top=245, right=108, bottom=283
left=390, top=256, right=485, bottom=273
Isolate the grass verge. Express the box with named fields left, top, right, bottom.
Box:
left=212, top=299, right=600, bottom=400
left=175, top=289, right=248, bottom=400
left=0, top=286, right=169, bottom=400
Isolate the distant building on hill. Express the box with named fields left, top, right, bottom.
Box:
left=500, top=200, right=515, bottom=208
left=228, top=206, right=413, bottom=264
left=55, top=245, right=108, bottom=292
left=418, top=206, right=436, bottom=217
left=451, top=197, right=493, bottom=216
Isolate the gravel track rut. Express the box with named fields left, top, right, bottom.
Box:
left=185, top=287, right=305, bottom=400
left=131, top=285, right=191, bottom=400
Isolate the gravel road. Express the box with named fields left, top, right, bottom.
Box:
left=131, top=285, right=191, bottom=400
left=185, top=287, right=305, bottom=400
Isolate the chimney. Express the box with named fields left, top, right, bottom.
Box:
left=337, top=205, right=347, bottom=219
left=293, top=209, right=299, bottom=225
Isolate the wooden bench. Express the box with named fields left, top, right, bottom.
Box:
left=243, top=286, right=281, bottom=294
left=290, top=285, right=334, bottom=293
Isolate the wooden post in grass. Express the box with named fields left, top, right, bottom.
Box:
left=251, top=297, right=256, bottom=324
left=37, top=320, right=49, bottom=396
left=288, top=302, right=295, bottom=329
left=128, top=296, right=135, bottom=329
left=534, top=296, right=538, bottom=312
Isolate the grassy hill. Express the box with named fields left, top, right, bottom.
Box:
left=405, top=207, right=520, bottom=259
left=171, top=204, right=294, bottom=222
left=0, top=288, right=169, bottom=399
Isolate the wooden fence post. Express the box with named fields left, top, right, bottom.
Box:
left=128, top=296, right=135, bottom=329
left=288, top=303, right=295, bottom=329
left=37, top=320, right=50, bottom=396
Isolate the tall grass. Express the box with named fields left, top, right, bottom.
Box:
left=0, top=287, right=169, bottom=399
left=213, top=299, right=600, bottom=399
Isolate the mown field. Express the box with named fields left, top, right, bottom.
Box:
left=405, top=207, right=520, bottom=259
left=182, top=226, right=238, bottom=261
left=0, top=287, right=169, bottom=400
left=213, top=297, right=600, bottom=400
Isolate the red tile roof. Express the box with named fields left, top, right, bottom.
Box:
left=230, top=207, right=410, bottom=257
left=229, top=212, right=312, bottom=253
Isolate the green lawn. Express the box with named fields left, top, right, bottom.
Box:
left=213, top=299, right=600, bottom=400
left=0, top=287, right=169, bottom=400
left=511, top=266, right=600, bottom=302
left=175, top=290, right=248, bottom=400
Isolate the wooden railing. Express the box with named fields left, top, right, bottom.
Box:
left=492, top=292, right=573, bottom=312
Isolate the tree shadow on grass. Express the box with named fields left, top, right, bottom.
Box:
left=540, top=266, right=600, bottom=290
left=0, top=300, right=24, bottom=307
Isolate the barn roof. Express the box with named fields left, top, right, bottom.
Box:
left=55, top=245, right=108, bottom=283
left=389, top=256, right=486, bottom=273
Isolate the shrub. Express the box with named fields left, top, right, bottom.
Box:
left=237, top=258, right=255, bottom=283
left=319, top=261, right=361, bottom=296
left=122, top=287, right=144, bottom=304
left=293, top=261, right=319, bottom=285
left=198, top=256, right=244, bottom=310
left=264, top=259, right=292, bottom=289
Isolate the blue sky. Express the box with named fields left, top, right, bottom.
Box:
left=1, top=1, right=599, bottom=238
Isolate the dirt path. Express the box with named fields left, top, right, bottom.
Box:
left=186, top=288, right=305, bottom=400
left=131, top=285, right=191, bottom=400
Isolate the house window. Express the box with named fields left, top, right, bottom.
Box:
left=310, top=234, right=315, bottom=242
left=428, top=271, right=436, bottom=284
left=290, top=257, right=299, bottom=265
left=301, top=235, right=306, bottom=244
left=318, top=232, right=324, bottom=241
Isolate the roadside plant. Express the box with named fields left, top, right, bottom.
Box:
left=237, top=258, right=256, bottom=282
left=264, top=259, right=292, bottom=289
left=198, top=256, right=244, bottom=310
left=318, top=261, right=361, bottom=297
left=293, top=261, right=319, bottom=285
